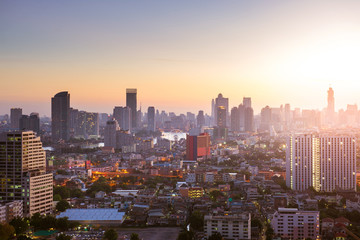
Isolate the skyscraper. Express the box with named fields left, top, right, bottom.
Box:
left=113, top=106, right=131, bottom=131
left=243, top=97, right=252, bottom=108
left=230, top=107, right=240, bottom=132
left=51, top=91, right=70, bottom=141
left=126, top=88, right=137, bottom=129
left=0, top=131, right=53, bottom=216
left=286, top=134, right=356, bottom=192
left=197, top=110, right=205, bottom=128
left=19, top=113, right=40, bottom=134
left=214, top=94, right=229, bottom=127
left=10, top=108, right=22, bottom=129
left=104, top=119, right=120, bottom=148
left=217, top=106, right=227, bottom=128
left=147, top=106, right=155, bottom=132
left=327, top=87, right=335, bottom=125
left=244, top=107, right=253, bottom=132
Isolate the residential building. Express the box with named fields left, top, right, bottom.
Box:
left=0, top=131, right=53, bottom=216
left=271, top=208, right=320, bottom=240
left=204, top=214, right=251, bottom=240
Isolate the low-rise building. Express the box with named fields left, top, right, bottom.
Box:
left=271, top=208, right=320, bottom=240
left=204, top=213, right=251, bottom=240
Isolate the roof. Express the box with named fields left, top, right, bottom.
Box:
left=322, top=218, right=334, bottom=223
left=335, top=217, right=350, bottom=223
left=57, top=209, right=125, bottom=221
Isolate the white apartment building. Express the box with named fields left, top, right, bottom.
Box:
left=204, top=214, right=251, bottom=240
left=271, top=208, right=320, bottom=240
left=286, top=134, right=356, bottom=192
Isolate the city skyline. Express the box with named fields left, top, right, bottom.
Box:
left=2, top=1, right=360, bottom=115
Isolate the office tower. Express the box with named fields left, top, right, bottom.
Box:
left=211, top=99, right=215, bottom=126
left=113, top=106, right=132, bottom=131
left=197, top=110, right=205, bottom=128
left=104, top=119, right=120, bottom=148
left=69, top=108, right=79, bottom=138
left=238, top=104, right=245, bottom=131
left=286, top=134, right=356, bottom=192
left=204, top=214, right=251, bottom=240
left=51, top=91, right=70, bottom=141
left=214, top=94, right=229, bottom=127
left=271, top=208, right=320, bottom=240
left=137, top=109, right=142, bottom=128
left=85, top=112, right=99, bottom=137
left=126, top=88, right=137, bottom=129
left=260, top=106, right=272, bottom=131
left=217, top=106, right=226, bottom=128
left=243, top=97, right=252, bottom=108
left=284, top=103, right=291, bottom=130
left=327, top=87, right=335, bottom=125
left=10, top=108, right=22, bottom=129
left=147, top=106, right=155, bottom=132
left=99, top=113, right=109, bottom=127
left=186, top=133, right=211, bottom=160
left=0, top=131, right=53, bottom=216
left=230, top=107, right=240, bottom=132
left=244, top=107, right=254, bottom=132
left=19, top=113, right=40, bottom=134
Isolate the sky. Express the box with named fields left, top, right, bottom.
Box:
left=1, top=0, right=360, bottom=116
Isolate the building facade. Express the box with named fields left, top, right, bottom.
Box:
left=286, top=134, right=356, bottom=192
left=204, top=214, right=251, bottom=240
left=51, top=91, right=70, bottom=141
left=126, top=88, right=137, bottom=129
left=271, top=208, right=320, bottom=240
left=0, top=131, right=53, bottom=216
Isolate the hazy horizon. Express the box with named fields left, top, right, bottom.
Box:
left=2, top=0, right=360, bottom=116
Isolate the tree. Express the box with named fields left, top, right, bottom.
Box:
left=56, top=234, right=72, bottom=240
left=189, top=211, right=204, bottom=231
left=176, top=231, right=193, bottom=240
left=54, top=186, right=70, bottom=199
left=318, top=198, right=327, bottom=209
left=17, top=235, right=32, bottom=240
left=130, top=233, right=140, bottom=240
left=209, top=190, right=223, bottom=202
left=251, top=218, right=263, bottom=231
left=0, top=223, right=15, bottom=240
left=9, top=217, right=29, bottom=235
left=56, top=217, right=70, bottom=231
left=30, top=213, right=43, bottom=231
left=265, top=225, right=274, bottom=240
left=104, top=229, right=118, bottom=240
left=54, top=194, right=62, bottom=201
left=56, top=199, right=71, bottom=212
left=208, top=232, right=223, bottom=240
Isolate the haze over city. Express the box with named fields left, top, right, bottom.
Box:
left=2, top=0, right=360, bottom=115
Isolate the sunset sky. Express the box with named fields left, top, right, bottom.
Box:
left=1, top=0, right=360, bottom=116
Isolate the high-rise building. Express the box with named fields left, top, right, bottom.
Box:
left=104, top=119, right=120, bottom=148
left=286, top=134, right=356, bottom=192
left=10, top=108, right=22, bottom=129
left=51, top=91, right=70, bottom=141
left=230, top=107, right=240, bottom=132
left=126, top=88, right=137, bottom=129
left=197, top=110, right=205, bottom=128
left=260, top=106, right=272, bottom=132
left=271, top=208, right=320, bottom=240
left=244, top=106, right=253, bottom=132
left=238, top=104, right=245, bottom=131
left=204, top=214, right=251, bottom=240
left=243, top=97, right=252, bottom=108
left=147, top=106, right=155, bottom=132
left=217, top=106, right=227, bottom=128
left=19, top=113, right=40, bottom=134
left=0, top=131, right=53, bottom=216
left=327, top=87, right=335, bottom=114
left=113, top=106, right=132, bottom=131
left=186, top=133, right=211, bottom=160
left=214, top=94, right=229, bottom=127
